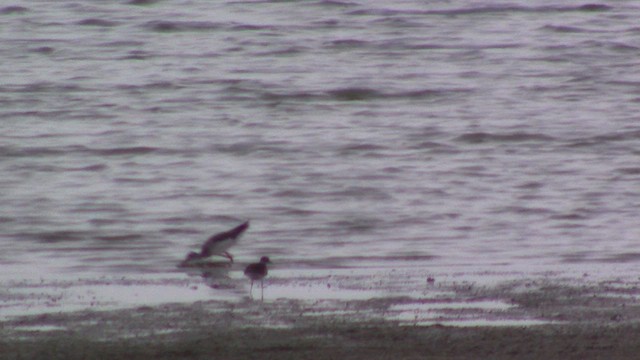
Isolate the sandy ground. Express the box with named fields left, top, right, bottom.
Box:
left=3, top=269, right=640, bottom=359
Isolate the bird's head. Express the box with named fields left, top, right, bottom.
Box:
left=259, top=256, right=271, bottom=264
left=184, top=251, right=201, bottom=262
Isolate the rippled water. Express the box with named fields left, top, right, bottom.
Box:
left=1, top=0, right=640, bottom=282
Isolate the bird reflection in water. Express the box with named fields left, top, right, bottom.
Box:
left=180, top=261, right=234, bottom=289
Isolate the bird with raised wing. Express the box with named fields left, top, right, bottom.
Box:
left=182, top=221, right=249, bottom=265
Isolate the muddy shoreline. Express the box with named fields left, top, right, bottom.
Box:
left=3, top=272, right=640, bottom=359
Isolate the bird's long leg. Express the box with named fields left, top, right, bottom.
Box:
left=222, top=252, right=234, bottom=263
left=249, top=280, right=254, bottom=298
left=260, top=280, right=264, bottom=302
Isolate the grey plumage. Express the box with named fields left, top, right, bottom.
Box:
left=183, top=221, right=249, bottom=264
left=245, top=256, right=271, bottom=300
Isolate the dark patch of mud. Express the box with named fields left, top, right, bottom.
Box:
left=2, top=315, right=640, bottom=359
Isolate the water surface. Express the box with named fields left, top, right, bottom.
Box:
left=1, top=0, right=639, bottom=284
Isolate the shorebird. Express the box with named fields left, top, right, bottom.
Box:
left=183, top=221, right=249, bottom=265
left=244, top=256, right=270, bottom=300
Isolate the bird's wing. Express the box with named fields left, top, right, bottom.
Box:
left=201, top=221, right=249, bottom=256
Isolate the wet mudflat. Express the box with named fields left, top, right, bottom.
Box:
left=3, top=270, right=640, bottom=359
left=4, top=320, right=640, bottom=360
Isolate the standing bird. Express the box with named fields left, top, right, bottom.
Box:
left=244, top=256, right=271, bottom=300
left=182, top=221, right=249, bottom=265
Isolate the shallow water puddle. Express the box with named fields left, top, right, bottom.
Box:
left=385, top=299, right=553, bottom=326
left=391, top=299, right=514, bottom=312
left=11, top=324, right=68, bottom=332
left=439, top=318, right=551, bottom=327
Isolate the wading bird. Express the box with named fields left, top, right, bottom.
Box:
left=244, top=256, right=271, bottom=300
left=182, top=221, right=249, bottom=265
